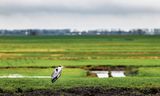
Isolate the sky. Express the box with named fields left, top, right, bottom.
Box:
left=0, top=0, right=160, bottom=30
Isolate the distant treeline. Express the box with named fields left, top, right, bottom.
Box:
left=0, top=28, right=160, bottom=36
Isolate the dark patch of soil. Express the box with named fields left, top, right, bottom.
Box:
left=0, top=87, right=160, bottom=96
left=85, top=66, right=126, bottom=71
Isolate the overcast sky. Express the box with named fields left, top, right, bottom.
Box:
left=0, top=0, right=160, bottom=30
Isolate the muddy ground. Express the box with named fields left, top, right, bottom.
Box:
left=0, top=87, right=160, bottom=96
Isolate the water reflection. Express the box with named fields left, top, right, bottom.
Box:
left=90, top=71, right=125, bottom=78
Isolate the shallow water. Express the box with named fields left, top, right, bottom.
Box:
left=90, top=71, right=109, bottom=78
left=90, top=71, right=125, bottom=78
left=0, top=70, right=126, bottom=78
left=111, top=71, right=125, bottom=77
left=0, top=74, right=51, bottom=78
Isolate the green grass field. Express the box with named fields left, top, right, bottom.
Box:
left=0, top=35, right=160, bottom=93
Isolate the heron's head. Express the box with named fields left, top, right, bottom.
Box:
left=58, top=65, right=63, bottom=68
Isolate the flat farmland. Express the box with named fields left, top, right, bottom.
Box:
left=0, top=36, right=160, bottom=67
left=0, top=35, right=160, bottom=96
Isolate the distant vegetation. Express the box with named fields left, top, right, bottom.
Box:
left=0, top=28, right=160, bottom=36
left=0, top=35, right=160, bottom=67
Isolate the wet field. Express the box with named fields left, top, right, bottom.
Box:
left=0, top=66, right=159, bottom=78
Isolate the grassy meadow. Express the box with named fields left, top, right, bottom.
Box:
left=0, top=35, right=160, bottom=93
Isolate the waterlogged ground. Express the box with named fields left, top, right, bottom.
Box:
left=0, top=67, right=160, bottom=95
left=0, top=66, right=159, bottom=78
left=0, top=67, right=126, bottom=78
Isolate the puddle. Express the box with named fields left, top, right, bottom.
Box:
left=89, top=71, right=126, bottom=78
left=90, top=71, right=109, bottom=78
left=111, top=71, right=126, bottom=77
left=0, top=74, right=51, bottom=78
left=85, top=66, right=136, bottom=78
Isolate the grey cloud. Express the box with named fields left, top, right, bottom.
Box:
left=1, top=0, right=160, bottom=30
left=0, top=2, right=160, bottom=16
